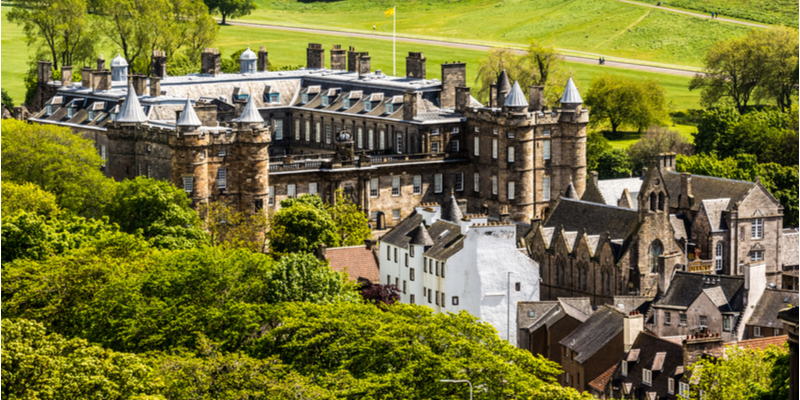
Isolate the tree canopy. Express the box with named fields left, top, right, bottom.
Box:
left=1, top=181, right=61, bottom=220
left=268, top=195, right=341, bottom=255
left=204, top=0, right=257, bottom=24
left=329, top=188, right=371, bottom=247
left=627, top=125, right=693, bottom=173
left=688, top=343, right=789, bottom=400
left=584, top=74, right=670, bottom=134
left=475, top=43, right=567, bottom=106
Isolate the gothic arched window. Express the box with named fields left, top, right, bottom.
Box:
left=658, top=192, right=665, bottom=211
left=649, top=240, right=663, bottom=273
left=649, top=192, right=657, bottom=211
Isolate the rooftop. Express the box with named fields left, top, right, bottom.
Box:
left=325, top=245, right=380, bottom=283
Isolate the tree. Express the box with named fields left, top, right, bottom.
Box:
left=2, top=88, right=14, bottom=109
left=263, top=252, right=359, bottom=304
left=329, top=188, right=371, bottom=247
left=101, top=176, right=208, bottom=249
left=688, top=343, right=789, bottom=400
left=627, top=125, right=693, bottom=174
left=2, top=182, right=61, bottom=220
left=7, top=0, right=96, bottom=70
left=202, top=201, right=268, bottom=252
left=693, top=106, right=740, bottom=155
left=1, top=120, right=114, bottom=215
left=475, top=43, right=567, bottom=106
left=597, top=149, right=633, bottom=179
left=1, top=318, right=160, bottom=399
left=205, top=0, right=256, bottom=25
left=221, top=48, right=247, bottom=73
left=753, top=27, right=799, bottom=112
left=689, top=29, right=771, bottom=113
left=268, top=195, right=340, bottom=255
left=585, top=74, right=670, bottom=135
left=586, top=131, right=612, bottom=173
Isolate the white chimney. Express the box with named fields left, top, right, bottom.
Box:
left=738, top=262, right=766, bottom=340
left=623, top=311, right=644, bottom=352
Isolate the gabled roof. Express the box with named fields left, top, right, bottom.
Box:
left=589, top=364, right=616, bottom=393
left=699, top=198, right=730, bottom=232
left=176, top=98, right=201, bottom=127
left=525, top=298, right=591, bottom=333
left=670, top=214, right=690, bottom=241
left=381, top=214, right=464, bottom=260
left=612, top=331, right=684, bottom=398
left=234, top=93, right=264, bottom=123
left=116, top=83, right=148, bottom=123
left=703, top=286, right=732, bottom=311
left=656, top=271, right=744, bottom=310
left=545, top=197, right=640, bottom=240
left=748, top=289, right=798, bottom=328
left=727, top=335, right=788, bottom=351
left=560, top=306, right=624, bottom=363
left=504, top=80, right=529, bottom=108
left=325, top=245, right=380, bottom=283
left=597, top=177, right=642, bottom=210
left=663, top=171, right=755, bottom=211
left=560, top=77, right=582, bottom=104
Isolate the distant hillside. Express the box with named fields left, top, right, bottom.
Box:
left=632, top=0, right=798, bottom=27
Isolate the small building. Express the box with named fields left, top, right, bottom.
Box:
left=608, top=331, right=685, bottom=400
left=379, top=194, right=539, bottom=344
left=516, top=297, right=592, bottom=360
left=744, top=288, right=798, bottom=339
left=321, top=240, right=380, bottom=284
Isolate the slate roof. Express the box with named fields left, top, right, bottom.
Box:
left=699, top=198, right=730, bottom=232
left=110, top=52, right=128, bottom=67
left=497, top=70, right=511, bottom=93
left=176, top=98, right=201, bottom=127
left=656, top=271, right=744, bottom=310
left=670, top=214, right=690, bottom=241
left=117, top=83, right=148, bottom=123
left=524, top=298, right=592, bottom=332
left=560, top=305, right=624, bottom=364
left=703, top=286, right=733, bottom=311
left=560, top=77, right=583, bottom=104
left=325, top=245, right=380, bottom=283
left=663, top=171, right=754, bottom=211
left=748, top=289, right=798, bottom=328
left=239, top=46, right=257, bottom=60
left=441, top=194, right=464, bottom=224
left=727, top=335, right=788, bottom=351
left=409, top=223, right=434, bottom=246
left=781, top=228, right=798, bottom=267
left=596, top=177, right=643, bottom=210
left=564, top=182, right=578, bottom=199
left=380, top=213, right=464, bottom=260
left=612, top=331, right=684, bottom=400
left=545, top=197, right=640, bottom=240
left=504, top=81, right=529, bottom=108
left=234, top=94, right=264, bottom=123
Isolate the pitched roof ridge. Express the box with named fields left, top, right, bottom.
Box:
left=665, top=170, right=755, bottom=186
left=560, top=196, right=639, bottom=212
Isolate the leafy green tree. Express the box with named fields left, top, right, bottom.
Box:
left=329, top=188, right=371, bottom=247
left=585, top=74, right=670, bottom=135
left=753, top=27, right=799, bottom=112
left=221, top=48, right=247, bottom=73
left=1, top=318, right=160, bottom=399
left=597, top=149, right=633, bottom=179
left=586, top=131, right=612, bottom=173
left=205, top=0, right=257, bottom=25
left=1, top=120, right=114, bottom=215
left=627, top=125, right=693, bottom=174
left=264, top=252, right=358, bottom=304
left=693, top=106, right=741, bottom=155
left=101, top=176, right=208, bottom=249
left=202, top=201, right=268, bottom=252
left=475, top=44, right=567, bottom=106
left=2, top=88, right=14, bottom=109
left=1, top=182, right=61, bottom=220
left=688, top=343, right=788, bottom=400
left=268, top=194, right=340, bottom=255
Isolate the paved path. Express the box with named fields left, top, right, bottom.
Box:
left=226, top=21, right=698, bottom=77
left=612, top=0, right=771, bottom=29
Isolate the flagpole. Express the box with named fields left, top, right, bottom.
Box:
left=393, top=4, right=396, bottom=76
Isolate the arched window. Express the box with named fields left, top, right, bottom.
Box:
left=649, top=192, right=657, bottom=211
left=715, top=243, right=724, bottom=271
left=658, top=192, right=665, bottom=211
left=649, top=240, right=663, bottom=273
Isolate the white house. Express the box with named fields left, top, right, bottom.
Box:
left=379, top=194, right=540, bottom=344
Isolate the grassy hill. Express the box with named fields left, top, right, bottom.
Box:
left=240, top=0, right=757, bottom=68
left=630, top=0, right=798, bottom=27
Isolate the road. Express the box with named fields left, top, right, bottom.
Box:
left=612, top=0, right=771, bottom=29
left=226, top=21, right=699, bottom=77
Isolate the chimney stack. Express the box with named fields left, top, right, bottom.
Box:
left=364, top=239, right=375, bottom=250
left=330, top=45, right=346, bottom=70
left=682, top=334, right=724, bottom=368
left=347, top=46, right=358, bottom=72
left=92, top=70, right=112, bottom=91
left=60, top=66, right=72, bottom=87
left=405, top=52, right=426, bottom=79
left=149, top=76, right=161, bottom=97
left=623, top=311, right=644, bottom=352
left=490, top=83, right=498, bottom=108
left=590, top=171, right=599, bottom=187
left=529, top=85, right=544, bottom=112
left=455, top=86, right=471, bottom=114
left=679, top=172, right=694, bottom=209
left=97, top=55, right=105, bottom=71
left=257, top=46, right=269, bottom=72
left=130, top=74, right=147, bottom=95
left=659, top=152, right=676, bottom=172
left=306, top=43, right=325, bottom=69
left=201, top=48, right=221, bottom=76
left=441, top=61, right=466, bottom=109
left=403, top=91, right=418, bottom=121
left=358, top=53, right=371, bottom=77
left=151, top=50, right=167, bottom=79
left=81, top=67, right=93, bottom=88
left=38, top=60, right=53, bottom=83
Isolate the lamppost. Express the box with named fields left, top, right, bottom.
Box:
left=684, top=240, right=695, bottom=271
left=439, top=379, right=473, bottom=400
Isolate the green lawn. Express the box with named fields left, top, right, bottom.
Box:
left=2, top=6, right=700, bottom=110
left=629, top=0, right=798, bottom=27
left=238, top=0, right=757, bottom=68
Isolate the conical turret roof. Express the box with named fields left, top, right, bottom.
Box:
left=441, top=192, right=464, bottom=223
left=409, top=222, right=434, bottom=246
left=504, top=80, right=529, bottom=108
left=176, top=98, right=201, bottom=127
left=497, top=70, right=512, bottom=93
left=564, top=181, right=578, bottom=199
left=117, top=83, right=148, bottom=123
left=560, top=77, right=583, bottom=104
left=234, top=93, right=264, bottom=123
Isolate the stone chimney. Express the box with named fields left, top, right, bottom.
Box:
left=406, top=52, right=426, bottom=79
left=81, top=67, right=93, bottom=88
left=364, top=239, right=375, bottom=250
left=149, top=76, right=161, bottom=97
left=590, top=171, right=599, bottom=187
left=316, top=243, right=328, bottom=261
left=490, top=83, right=498, bottom=108
left=658, top=153, right=676, bottom=172
left=130, top=74, right=147, bottom=95
left=60, top=66, right=72, bottom=87
left=529, top=85, right=544, bottom=112
left=96, top=55, right=105, bottom=71
left=624, top=311, right=644, bottom=352
left=455, top=86, right=471, bottom=114
left=201, top=48, right=221, bottom=76
left=151, top=50, right=167, bottom=78
left=92, top=70, right=112, bottom=91
left=257, top=46, right=269, bottom=72
left=330, top=45, right=346, bottom=70
left=38, top=60, right=52, bottom=83
left=745, top=262, right=767, bottom=311
left=403, top=91, right=418, bottom=121
left=358, top=53, right=371, bottom=77
left=679, top=172, right=694, bottom=209
left=682, top=333, right=724, bottom=368
left=441, top=61, right=466, bottom=109
left=306, top=43, right=324, bottom=69
left=347, top=46, right=358, bottom=72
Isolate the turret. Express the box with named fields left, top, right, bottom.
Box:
left=116, top=83, right=148, bottom=125
left=239, top=46, right=257, bottom=73
left=110, top=52, right=129, bottom=82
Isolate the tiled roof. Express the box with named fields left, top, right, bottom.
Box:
left=380, top=214, right=464, bottom=260
left=325, top=245, right=380, bottom=283
left=670, top=214, right=690, bottom=241
left=726, top=335, right=788, bottom=351
left=588, top=364, right=616, bottom=392
left=560, top=305, right=624, bottom=363
left=748, top=289, right=798, bottom=328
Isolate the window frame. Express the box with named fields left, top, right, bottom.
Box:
left=370, top=178, right=379, bottom=198
left=455, top=173, right=464, bottom=192
left=751, top=219, right=764, bottom=239
left=183, top=176, right=193, bottom=193
left=543, top=139, right=551, bottom=160
left=274, top=119, right=284, bottom=140
left=309, top=182, right=318, bottom=196
left=621, top=360, right=628, bottom=376
left=217, top=168, right=227, bottom=189
left=508, top=181, right=515, bottom=200
left=492, top=138, right=498, bottom=159
left=474, top=173, right=480, bottom=193
left=434, top=174, right=443, bottom=193
left=431, top=142, right=440, bottom=153
left=413, top=175, right=422, bottom=195
left=492, top=175, right=498, bottom=195
left=474, top=136, right=480, bottom=156
left=668, top=378, right=674, bottom=394
left=451, top=140, right=459, bottom=152
left=287, top=184, right=296, bottom=199
left=452, top=296, right=459, bottom=305
left=542, top=176, right=551, bottom=201
left=392, top=176, right=401, bottom=196
left=643, top=368, right=652, bottom=386
left=754, top=326, right=762, bottom=337
left=508, top=146, right=515, bottom=162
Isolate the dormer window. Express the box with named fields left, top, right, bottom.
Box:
left=431, top=128, right=440, bottom=135
left=343, top=98, right=350, bottom=109
left=301, top=93, right=308, bottom=103
left=110, top=112, right=117, bottom=122
left=452, top=127, right=459, bottom=135
left=87, top=110, right=95, bottom=121
left=385, top=103, right=394, bottom=114
left=46, top=104, right=53, bottom=115
left=237, top=94, right=249, bottom=101
left=322, top=96, right=329, bottom=106
left=66, top=107, right=74, bottom=118
left=270, top=93, right=279, bottom=103
left=364, top=101, right=372, bottom=112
